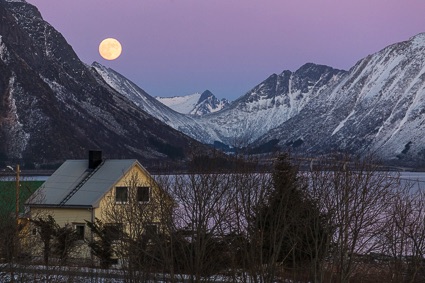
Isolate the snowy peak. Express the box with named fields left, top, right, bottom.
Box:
left=92, top=62, right=219, bottom=143
left=199, top=89, right=215, bottom=101
left=156, top=90, right=229, bottom=116
left=409, top=32, right=425, bottom=47
left=188, top=63, right=347, bottom=146
left=156, top=93, right=201, bottom=114
left=4, top=0, right=425, bottom=167
left=293, top=63, right=346, bottom=93
left=237, top=63, right=347, bottom=107
left=253, top=32, right=425, bottom=165
left=190, top=90, right=230, bottom=116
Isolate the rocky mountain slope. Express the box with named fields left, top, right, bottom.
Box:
left=189, top=90, right=230, bottom=116
left=91, top=63, right=220, bottom=143
left=0, top=0, right=208, bottom=167
left=254, top=33, right=425, bottom=164
left=98, top=61, right=346, bottom=147
left=196, top=63, right=347, bottom=146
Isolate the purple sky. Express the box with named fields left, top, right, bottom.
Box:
left=27, top=0, right=425, bottom=100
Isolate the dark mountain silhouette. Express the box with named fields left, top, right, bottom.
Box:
left=0, top=0, right=208, bottom=168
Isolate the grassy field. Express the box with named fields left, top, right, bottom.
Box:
left=0, top=180, right=44, bottom=215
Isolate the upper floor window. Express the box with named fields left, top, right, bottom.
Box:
left=137, top=186, right=150, bottom=202
left=116, top=186, right=128, bottom=203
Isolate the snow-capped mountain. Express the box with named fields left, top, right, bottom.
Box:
left=189, top=90, right=230, bottom=116
left=156, top=90, right=230, bottom=116
left=92, top=63, right=220, bottom=143
left=0, top=0, right=209, bottom=166
left=196, top=63, right=347, bottom=146
left=98, top=61, right=345, bottom=147
left=99, top=31, right=425, bottom=166
left=126, top=33, right=425, bottom=165
left=254, top=33, right=425, bottom=164
left=3, top=0, right=425, bottom=166
left=156, top=93, right=201, bottom=114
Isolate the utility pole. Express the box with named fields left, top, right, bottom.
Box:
left=15, top=164, right=20, bottom=220
left=7, top=165, right=20, bottom=220
left=6, top=164, right=20, bottom=283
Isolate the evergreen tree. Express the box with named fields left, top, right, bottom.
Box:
left=31, top=215, right=57, bottom=265
left=85, top=218, right=115, bottom=269
left=255, top=153, right=328, bottom=267
left=32, top=215, right=80, bottom=265
left=53, top=224, right=79, bottom=264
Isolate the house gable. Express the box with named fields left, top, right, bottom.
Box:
left=95, top=162, right=159, bottom=222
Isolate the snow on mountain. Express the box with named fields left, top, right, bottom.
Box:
left=156, top=93, right=201, bottom=114
left=254, top=33, right=425, bottom=164
left=0, top=0, right=210, bottom=165
left=92, top=63, right=220, bottom=143
left=91, top=32, right=425, bottom=165
left=96, top=61, right=345, bottom=148
left=190, top=90, right=230, bottom=116
left=196, top=63, right=347, bottom=146
left=11, top=0, right=425, bottom=166
left=156, top=90, right=230, bottom=116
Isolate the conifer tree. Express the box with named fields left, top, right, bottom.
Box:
left=85, top=218, right=115, bottom=269
left=254, top=153, right=328, bottom=268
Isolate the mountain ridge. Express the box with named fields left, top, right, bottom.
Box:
left=253, top=32, right=425, bottom=164
left=0, top=0, right=209, bottom=167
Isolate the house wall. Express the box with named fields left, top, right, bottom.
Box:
left=95, top=164, right=158, bottom=222
left=30, top=207, right=93, bottom=227
left=29, top=207, right=93, bottom=259
left=95, top=164, right=171, bottom=240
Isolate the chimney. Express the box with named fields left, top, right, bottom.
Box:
left=89, top=150, right=102, bottom=170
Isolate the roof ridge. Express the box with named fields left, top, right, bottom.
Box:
left=58, top=160, right=105, bottom=206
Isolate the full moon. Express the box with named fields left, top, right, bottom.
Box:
left=99, top=38, right=122, bottom=60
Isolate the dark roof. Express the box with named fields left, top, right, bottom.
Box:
left=28, top=159, right=145, bottom=207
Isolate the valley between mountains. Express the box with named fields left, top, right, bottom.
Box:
left=1, top=0, right=425, bottom=167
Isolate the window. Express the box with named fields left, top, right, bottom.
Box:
left=115, top=186, right=128, bottom=203
left=75, top=224, right=85, bottom=240
left=137, top=186, right=150, bottom=202
left=105, top=223, right=123, bottom=241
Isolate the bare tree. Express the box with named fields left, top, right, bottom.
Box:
left=308, top=154, right=400, bottom=283
left=381, top=180, right=425, bottom=283
left=98, top=171, right=173, bottom=281
left=157, top=171, right=238, bottom=282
